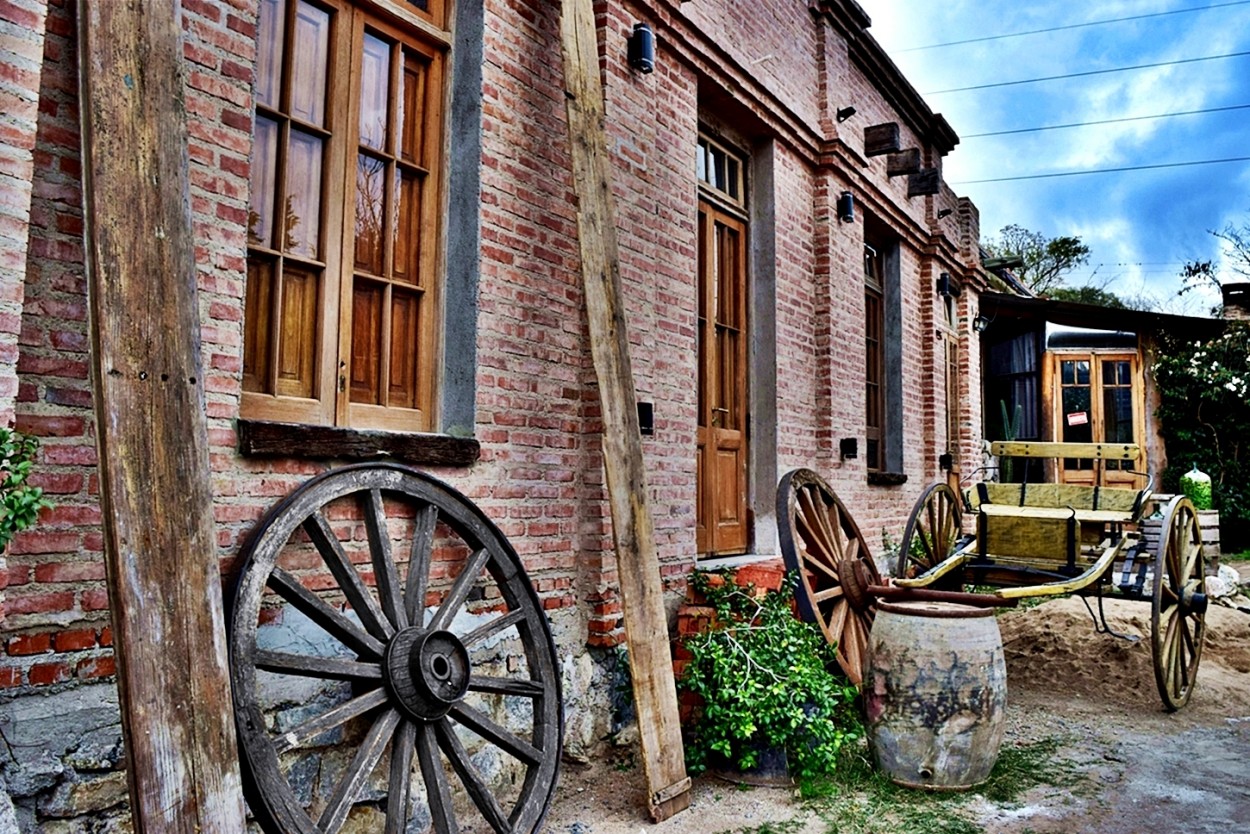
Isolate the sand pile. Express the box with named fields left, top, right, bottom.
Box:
left=997, top=595, right=1250, bottom=714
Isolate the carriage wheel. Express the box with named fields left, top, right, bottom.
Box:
left=229, top=464, right=562, bottom=834
left=898, top=483, right=965, bottom=586
left=777, top=469, right=879, bottom=686
left=1151, top=495, right=1207, bottom=712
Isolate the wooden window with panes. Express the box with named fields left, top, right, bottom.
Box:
left=245, top=0, right=448, bottom=432
left=864, top=243, right=885, bottom=473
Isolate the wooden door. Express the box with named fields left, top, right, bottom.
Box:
left=1051, top=352, right=1144, bottom=487
left=696, top=201, right=749, bottom=555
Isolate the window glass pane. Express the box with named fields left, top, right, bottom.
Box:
left=1104, top=387, right=1134, bottom=444
left=255, top=0, right=286, bottom=108
left=243, top=258, right=276, bottom=393
left=290, top=1, right=330, bottom=127
left=389, top=289, right=421, bottom=409
left=284, top=129, right=323, bottom=257
left=355, top=154, right=386, bottom=274
left=394, top=170, right=422, bottom=283
left=360, top=32, right=391, bottom=150
left=407, top=0, right=429, bottom=10
left=277, top=266, right=320, bottom=398
left=1075, top=360, right=1090, bottom=385
left=695, top=141, right=707, bottom=183
left=727, top=158, right=739, bottom=201
left=351, top=281, right=384, bottom=404
left=1061, top=386, right=1092, bottom=444
left=400, top=51, right=427, bottom=162
left=1061, top=360, right=1075, bottom=385
left=249, top=116, right=280, bottom=246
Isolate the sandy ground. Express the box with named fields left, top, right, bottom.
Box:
left=541, top=586, right=1250, bottom=834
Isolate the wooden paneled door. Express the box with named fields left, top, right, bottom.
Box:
left=1048, top=351, right=1145, bottom=487
left=696, top=200, right=749, bottom=555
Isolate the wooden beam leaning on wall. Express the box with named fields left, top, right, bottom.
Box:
left=558, top=0, right=692, bottom=822
left=77, top=2, right=246, bottom=830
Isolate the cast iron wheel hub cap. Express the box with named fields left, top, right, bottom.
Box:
left=384, top=627, right=470, bottom=721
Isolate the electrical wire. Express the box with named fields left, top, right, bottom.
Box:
left=899, top=1, right=1250, bottom=52
left=962, top=103, right=1250, bottom=137
left=951, top=156, right=1250, bottom=184
left=925, top=50, right=1250, bottom=94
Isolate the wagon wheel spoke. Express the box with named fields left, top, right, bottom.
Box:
left=385, top=719, right=416, bottom=834
left=405, top=504, right=438, bottom=625
left=273, top=688, right=391, bottom=755
left=437, top=718, right=512, bottom=834
left=229, top=464, right=563, bottom=834
left=266, top=567, right=386, bottom=658
left=304, top=509, right=395, bottom=641
left=364, top=488, right=408, bottom=631
left=318, top=707, right=402, bottom=832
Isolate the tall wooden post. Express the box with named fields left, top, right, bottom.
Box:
left=77, top=1, right=246, bottom=829
left=559, top=0, right=691, bottom=821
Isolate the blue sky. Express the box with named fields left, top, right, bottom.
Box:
left=860, top=0, right=1250, bottom=314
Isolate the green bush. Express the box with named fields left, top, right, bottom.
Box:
left=0, top=427, right=51, bottom=551
left=678, top=572, right=861, bottom=780
left=1153, top=323, right=1250, bottom=528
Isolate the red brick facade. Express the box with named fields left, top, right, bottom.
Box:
left=0, top=0, right=994, bottom=825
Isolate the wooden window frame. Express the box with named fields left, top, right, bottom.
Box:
left=242, top=0, right=454, bottom=446
left=864, top=243, right=885, bottom=473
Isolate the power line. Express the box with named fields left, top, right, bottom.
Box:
left=925, top=50, right=1250, bottom=94
left=900, top=1, right=1250, bottom=52
left=962, top=103, right=1250, bottom=138
left=952, top=156, right=1250, bottom=184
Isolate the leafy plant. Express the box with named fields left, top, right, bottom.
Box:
left=0, top=427, right=52, bottom=551
left=678, top=572, right=861, bottom=780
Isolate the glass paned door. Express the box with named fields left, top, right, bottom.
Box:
left=1052, top=352, right=1143, bottom=486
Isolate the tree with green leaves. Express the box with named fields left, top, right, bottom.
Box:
left=984, top=223, right=1091, bottom=295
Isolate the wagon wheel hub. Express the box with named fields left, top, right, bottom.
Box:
left=384, top=627, right=471, bottom=722
left=1179, top=581, right=1208, bottom=616
left=839, top=557, right=874, bottom=613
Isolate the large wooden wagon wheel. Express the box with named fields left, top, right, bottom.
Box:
left=897, top=483, right=965, bottom=586
left=229, top=464, right=562, bottom=834
left=777, top=468, right=880, bottom=686
left=1151, top=495, right=1207, bottom=712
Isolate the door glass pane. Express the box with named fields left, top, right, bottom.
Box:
left=284, top=129, right=323, bottom=257
left=255, top=0, right=285, bottom=109
left=354, top=154, right=386, bottom=274
left=360, top=33, right=391, bottom=150
left=248, top=116, right=280, bottom=247
left=1104, top=387, right=1134, bottom=443
left=290, top=1, right=330, bottom=127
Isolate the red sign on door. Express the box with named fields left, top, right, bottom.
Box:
left=1066, top=411, right=1088, bottom=427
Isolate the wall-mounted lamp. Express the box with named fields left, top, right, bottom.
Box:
left=628, top=23, right=655, bottom=74
left=936, top=272, right=960, bottom=298
left=836, top=191, right=855, bottom=223
left=939, top=452, right=954, bottom=471
left=972, top=314, right=992, bottom=333
left=840, top=437, right=858, bottom=460
left=836, top=106, right=857, bottom=123
left=982, top=255, right=1025, bottom=271
left=936, top=208, right=954, bottom=219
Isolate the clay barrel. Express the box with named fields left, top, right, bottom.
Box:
left=864, top=600, right=1007, bottom=790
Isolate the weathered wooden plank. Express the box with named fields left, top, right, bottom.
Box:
left=558, top=0, right=690, bottom=821
left=864, top=122, right=901, bottom=156
left=886, top=148, right=920, bottom=176
left=76, top=1, right=246, bottom=829
left=237, top=418, right=481, bottom=465
left=907, top=168, right=941, bottom=197
left=991, top=441, right=1141, bottom=460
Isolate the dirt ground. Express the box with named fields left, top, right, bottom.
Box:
left=541, top=578, right=1250, bottom=834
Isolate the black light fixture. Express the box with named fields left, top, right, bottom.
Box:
left=973, top=314, right=992, bottom=333
left=840, top=437, right=858, bottom=460
left=628, top=23, right=655, bottom=74
left=836, top=191, right=855, bottom=223
left=936, top=272, right=960, bottom=298
left=836, top=106, right=856, bottom=123
left=937, top=208, right=954, bottom=219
